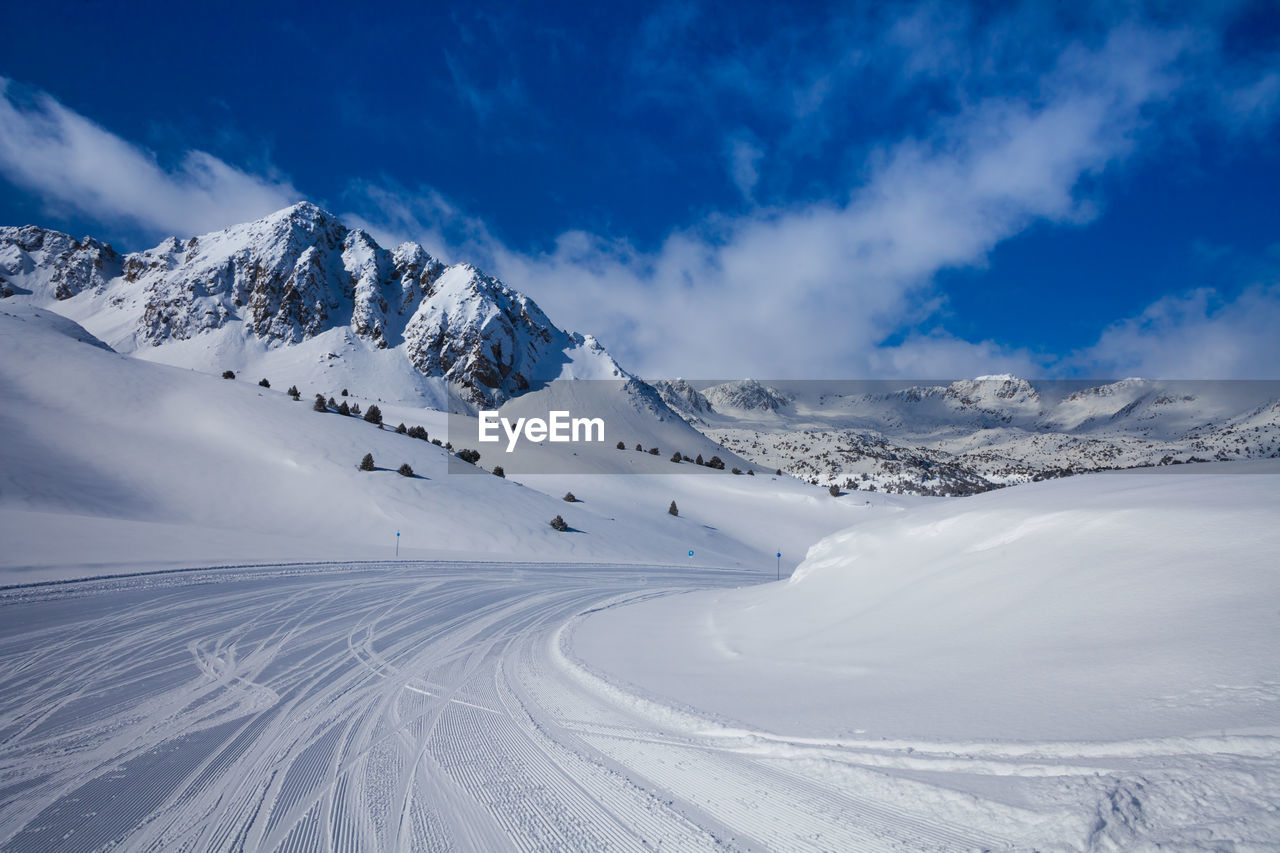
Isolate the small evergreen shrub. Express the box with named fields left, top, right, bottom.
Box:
left=258, top=378, right=270, bottom=388
left=670, top=452, right=682, bottom=463
left=668, top=500, right=678, bottom=517
left=550, top=515, right=569, bottom=531
left=313, top=394, right=327, bottom=412
left=363, top=404, right=382, bottom=425
left=398, top=463, right=414, bottom=477
left=492, top=465, right=505, bottom=478
left=563, top=492, right=577, bottom=502
left=359, top=453, right=375, bottom=471
left=456, top=448, right=480, bottom=464
left=222, top=370, right=235, bottom=379
left=287, top=385, right=300, bottom=399
left=828, top=484, right=840, bottom=497
left=707, top=456, right=725, bottom=470
left=616, top=441, right=625, bottom=450
left=396, top=423, right=407, bottom=434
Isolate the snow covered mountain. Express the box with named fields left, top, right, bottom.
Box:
left=0, top=203, right=623, bottom=406
left=659, top=377, right=1280, bottom=494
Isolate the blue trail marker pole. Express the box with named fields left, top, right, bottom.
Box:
left=777, top=552, right=781, bottom=580
left=396, top=530, right=400, bottom=557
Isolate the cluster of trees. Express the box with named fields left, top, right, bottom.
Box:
left=357, top=453, right=416, bottom=478
left=617, top=440, right=740, bottom=473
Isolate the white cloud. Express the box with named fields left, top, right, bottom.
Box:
left=1076, top=285, right=1280, bottom=379
left=0, top=78, right=300, bottom=238
left=379, top=26, right=1186, bottom=378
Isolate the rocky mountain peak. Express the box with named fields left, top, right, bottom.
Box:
left=0, top=204, right=620, bottom=405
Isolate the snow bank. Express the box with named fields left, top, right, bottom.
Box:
left=575, top=463, right=1280, bottom=742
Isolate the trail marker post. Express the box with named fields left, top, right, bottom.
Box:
left=777, top=552, right=781, bottom=581
left=396, top=530, right=400, bottom=557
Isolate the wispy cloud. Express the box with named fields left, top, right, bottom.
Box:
left=0, top=78, right=300, bottom=238
left=725, top=133, right=764, bottom=202
left=354, top=25, right=1190, bottom=377
left=1076, top=285, right=1280, bottom=379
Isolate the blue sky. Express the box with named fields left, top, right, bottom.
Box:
left=2, top=0, right=1279, bottom=378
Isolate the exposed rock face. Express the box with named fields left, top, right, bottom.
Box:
left=702, top=379, right=793, bottom=413
left=0, top=225, right=121, bottom=300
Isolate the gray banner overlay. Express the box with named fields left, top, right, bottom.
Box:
left=442, top=378, right=1280, bottom=481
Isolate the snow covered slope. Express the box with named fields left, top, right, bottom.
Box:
left=0, top=204, right=625, bottom=406
left=572, top=460, right=1280, bottom=847
left=0, top=306, right=880, bottom=584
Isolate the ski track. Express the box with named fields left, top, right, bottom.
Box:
left=0, top=561, right=1273, bottom=851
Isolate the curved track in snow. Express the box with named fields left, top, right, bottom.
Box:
left=2, top=562, right=1270, bottom=851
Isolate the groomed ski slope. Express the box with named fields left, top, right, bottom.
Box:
left=0, top=560, right=1006, bottom=852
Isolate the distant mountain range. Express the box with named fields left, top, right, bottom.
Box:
left=4, top=206, right=1277, bottom=494
left=653, top=377, right=1280, bottom=495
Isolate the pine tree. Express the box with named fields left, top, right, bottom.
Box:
left=258, top=378, right=270, bottom=388
left=550, top=515, right=569, bottom=531
left=635, top=443, right=643, bottom=451
left=616, top=441, right=625, bottom=450
left=313, top=394, right=327, bottom=412
left=648, top=447, right=659, bottom=455
left=351, top=404, right=361, bottom=416
left=828, top=484, right=840, bottom=497
left=222, top=370, right=235, bottom=379
left=668, top=500, right=678, bottom=517
left=707, top=456, right=725, bottom=470
left=563, top=492, right=577, bottom=502
left=287, top=385, right=300, bottom=399
left=670, top=451, right=682, bottom=463
left=328, top=397, right=337, bottom=407
left=456, top=448, right=480, bottom=464
left=492, top=466, right=505, bottom=478
left=696, top=454, right=704, bottom=465
left=359, top=453, right=375, bottom=471
left=338, top=401, right=351, bottom=416
left=396, top=423, right=407, bottom=434
left=364, top=404, right=382, bottom=425
left=341, top=389, right=349, bottom=396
